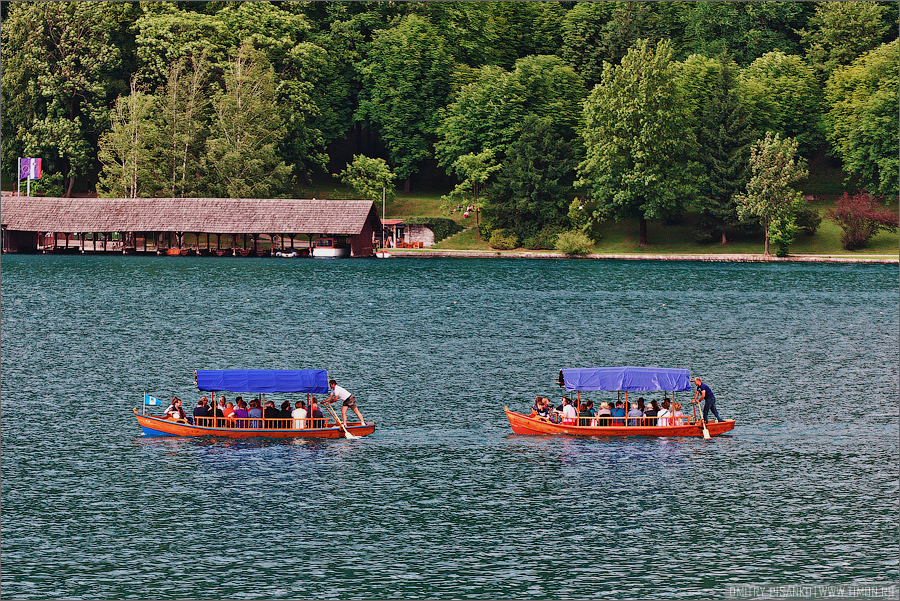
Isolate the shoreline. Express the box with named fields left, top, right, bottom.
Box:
left=386, top=248, right=899, bottom=264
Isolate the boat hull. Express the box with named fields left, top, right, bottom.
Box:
left=134, top=409, right=375, bottom=439
left=505, top=407, right=734, bottom=437
left=312, top=248, right=350, bottom=258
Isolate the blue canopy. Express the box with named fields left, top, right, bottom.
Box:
left=561, top=366, right=691, bottom=392
left=195, top=369, right=330, bottom=394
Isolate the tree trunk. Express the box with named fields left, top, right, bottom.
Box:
left=764, top=227, right=770, bottom=255
left=404, top=176, right=411, bottom=193
left=721, top=231, right=727, bottom=245
left=63, top=177, right=75, bottom=198
left=639, top=216, right=648, bottom=247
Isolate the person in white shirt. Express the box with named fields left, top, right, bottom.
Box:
left=657, top=400, right=671, bottom=426
left=560, top=398, right=577, bottom=425
left=291, top=400, right=307, bottom=429
left=324, top=379, right=366, bottom=426
left=164, top=397, right=187, bottom=422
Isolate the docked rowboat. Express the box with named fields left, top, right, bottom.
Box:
left=505, top=366, right=735, bottom=438
left=135, top=369, right=375, bottom=439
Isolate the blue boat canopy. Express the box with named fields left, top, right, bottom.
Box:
left=195, top=369, right=330, bottom=394
left=561, top=366, right=691, bottom=392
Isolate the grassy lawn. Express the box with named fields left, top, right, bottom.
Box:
left=590, top=211, right=897, bottom=256
left=298, top=174, right=897, bottom=256
left=431, top=226, right=490, bottom=250
left=429, top=202, right=898, bottom=256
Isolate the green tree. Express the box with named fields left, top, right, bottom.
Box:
left=440, top=149, right=501, bottom=236
left=97, top=79, right=158, bottom=198
left=679, top=54, right=754, bottom=244
left=488, top=115, right=581, bottom=241
left=798, top=1, right=893, bottom=78
left=154, top=49, right=212, bottom=197
left=577, top=39, right=697, bottom=247
left=356, top=14, right=454, bottom=191
left=680, top=2, right=809, bottom=65
left=134, top=3, right=229, bottom=89
left=735, top=132, right=809, bottom=256
left=435, top=65, right=527, bottom=169
left=1, top=2, right=130, bottom=195
left=205, top=42, right=292, bottom=198
left=560, top=2, right=687, bottom=87
left=739, top=51, right=822, bottom=154
left=436, top=55, right=584, bottom=175
left=824, top=39, right=899, bottom=197
left=337, top=155, right=395, bottom=202
left=217, top=2, right=330, bottom=183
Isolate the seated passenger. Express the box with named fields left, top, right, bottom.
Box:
left=233, top=398, right=250, bottom=428
left=248, top=399, right=263, bottom=428
left=292, top=400, right=307, bottom=429
left=165, top=397, right=188, bottom=423
left=644, top=400, right=660, bottom=426
left=531, top=396, right=543, bottom=416
left=279, top=401, right=293, bottom=428
left=672, top=402, right=685, bottom=426
left=308, top=399, right=325, bottom=428
left=657, top=400, right=671, bottom=427
left=561, top=398, right=577, bottom=425
left=578, top=403, right=592, bottom=426
left=597, top=402, right=612, bottom=426
left=610, top=401, right=626, bottom=425
left=264, top=400, right=279, bottom=427
left=192, top=398, right=208, bottom=426
left=223, top=402, right=236, bottom=426
left=637, top=397, right=646, bottom=415
left=626, top=402, right=643, bottom=426
left=535, top=398, right=552, bottom=421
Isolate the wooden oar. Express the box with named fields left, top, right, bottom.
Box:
left=693, top=400, right=711, bottom=439
left=322, top=401, right=359, bottom=440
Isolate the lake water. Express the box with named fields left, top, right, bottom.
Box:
left=1, top=255, right=897, bottom=600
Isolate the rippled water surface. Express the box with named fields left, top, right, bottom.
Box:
left=2, top=255, right=897, bottom=599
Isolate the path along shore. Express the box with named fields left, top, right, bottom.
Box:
left=387, top=248, right=898, bottom=264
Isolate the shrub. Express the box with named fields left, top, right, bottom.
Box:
left=488, top=229, right=519, bottom=250
left=826, top=192, right=899, bottom=250
left=522, top=224, right=569, bottom=250
left=31, top=172, right=64, bottom=197
left=555, top=230, right=595, bottom=256
left=795, top=205, right=822, bottom=235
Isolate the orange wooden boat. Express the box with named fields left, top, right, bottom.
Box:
left=505, top=407, right=734, bottom=437
left=134, top=409, right=374, bottom=438
left=135, top=369, right=375, bottom=439
left=165, top=248, right=182, bottom=256
left=506, top=366, right=735, bottom=438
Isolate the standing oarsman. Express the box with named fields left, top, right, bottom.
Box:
left=692, top=377, right=724, bottom=423
left=323, top=379, right=366, bottom=426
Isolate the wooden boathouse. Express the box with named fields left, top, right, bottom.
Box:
left=1, top=196, right=381, bottom=257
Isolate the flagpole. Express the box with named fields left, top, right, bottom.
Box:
left=17, top=158, right=21, bottom=197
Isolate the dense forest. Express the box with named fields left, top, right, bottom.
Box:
left=2, top=1, right=897, bottom=252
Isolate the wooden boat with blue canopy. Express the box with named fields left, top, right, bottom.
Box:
left=134, top=369, right=375, bottom=438
left=504, top=366, right=735, bottom=438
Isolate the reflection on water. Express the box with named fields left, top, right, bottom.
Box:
left=2, top=256, right=897, bottom=599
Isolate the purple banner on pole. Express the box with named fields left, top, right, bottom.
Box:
left=19, top=157, right=41, bottom=180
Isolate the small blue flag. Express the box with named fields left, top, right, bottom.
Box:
left=144, top=394, right=163, bottom=406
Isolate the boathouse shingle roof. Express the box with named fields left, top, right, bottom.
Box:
left=1, top=197, right=380, bottom=234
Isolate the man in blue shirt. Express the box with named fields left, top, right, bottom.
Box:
left=693, top=377, right=723, bottom=423
left=611, top=400, right=626, bottom=425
